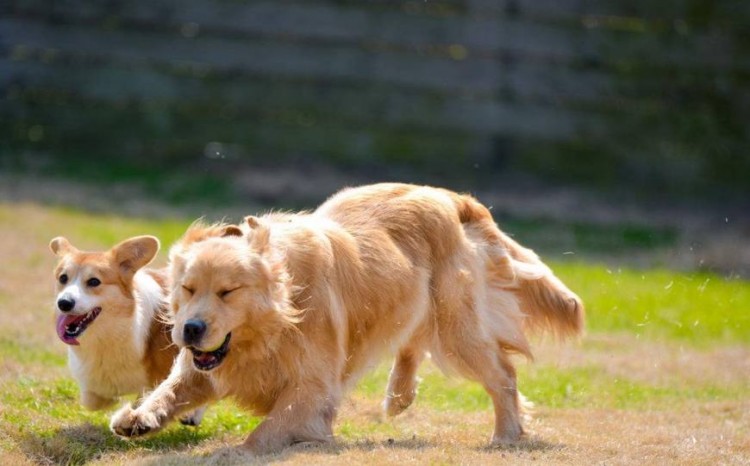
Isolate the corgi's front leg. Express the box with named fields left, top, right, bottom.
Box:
left=110, top=350, right=214, bottom=438
left=80, top=390, right=116, bottom=411
left=179, top=405, right=207, bottom=426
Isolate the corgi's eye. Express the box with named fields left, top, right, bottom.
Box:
left=87, top=278, right=101, bottom=287
left=59, top=274, right=68, bottom=285
left=182, top=285, right=194, bottom=296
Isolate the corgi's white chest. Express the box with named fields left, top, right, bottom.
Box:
left=67, top=270, right=163, bottom=399
left=69, top=344, right=148, bottom=397
left=68, top=311, right=151, bottom=398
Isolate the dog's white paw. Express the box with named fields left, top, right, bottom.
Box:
left=179, top=406, right=207, bottom=427
left=110, top=403, right=163, bottom=438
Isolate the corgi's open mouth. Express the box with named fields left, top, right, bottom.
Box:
left=56, top=308, right=102, bottom=345
left=189, top=333, right=231, bottom=371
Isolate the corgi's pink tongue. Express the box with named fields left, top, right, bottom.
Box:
left=56, top=314, right=81, bottom=345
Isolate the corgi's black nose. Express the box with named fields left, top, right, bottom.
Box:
left=183, top=319, right=207, bottom=345
left=57, top=298, right=75, bottom=312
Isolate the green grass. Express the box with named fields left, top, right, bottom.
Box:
left=1, top=375, right=261, bottom=464
left=555, top=263, right=750, bottom=344
left=0, top=338, right=67, bottom=367
left=354, top=359, right=748, bottom=415
left=519, top=364, right=747, bottom=410
left=0, top=203, right=195, bottom=258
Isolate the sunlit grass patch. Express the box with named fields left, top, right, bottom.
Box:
left=518, top=364, right=747, bottom=410
left=0, top=338, right=66, bottom=368
left=353, top=357, right=747, bottom=415
left=554, top=262, right=750, bottom=344
left=0, top=203, right=191, bottom=257
left=0, top=374, right=261, bottom=464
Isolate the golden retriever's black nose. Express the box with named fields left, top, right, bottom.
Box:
left=183, top=319, right=207, bottom=345
left=57, top=298, right=75, bottom=312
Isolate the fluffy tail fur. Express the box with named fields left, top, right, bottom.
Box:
left=496, top=230, right=584, bottom=338
left=451, top=192, right=585, bottom=339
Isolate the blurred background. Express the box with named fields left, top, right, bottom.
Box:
left=1, top=0, right=749, bottom=274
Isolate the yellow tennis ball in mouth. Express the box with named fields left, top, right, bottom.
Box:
left=202, top=341, right=224, bottom=352
left=200, top=334, right=230, bottom=353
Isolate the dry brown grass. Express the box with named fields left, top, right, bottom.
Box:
left=92, top=398, right=749, bottom=465
left=535, top=334, right=750, bottom=387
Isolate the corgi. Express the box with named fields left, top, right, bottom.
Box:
left=110, top=183, right=583, bottom=454
left=50, top=236, right=205, bottom=425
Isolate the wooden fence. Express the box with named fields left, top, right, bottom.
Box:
left=1, top=0, right=748, bottom=192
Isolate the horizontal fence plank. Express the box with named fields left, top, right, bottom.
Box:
left=1, top=18, right=503, bottom=94
left=513, top=0, right=750, bottom=24
left=1, top=17, right=620, bottom=104
left=6, top=0, right=746, bottom=71
left=7, top=0, right=580, bottom=61
left=1, top=58, right=593, bottom=139
left=12, top=16, right=731, bottom=109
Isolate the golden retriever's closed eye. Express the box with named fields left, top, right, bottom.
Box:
left=111, top=183, right=584, bottom=454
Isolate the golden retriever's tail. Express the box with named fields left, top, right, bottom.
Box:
left=495, top=229, right=584, bottom=338
left=452, top=192, right=585, bottom=339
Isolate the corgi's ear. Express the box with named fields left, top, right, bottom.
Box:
left=113, top=236, right=160, bottom=280
left=49, top=237, right=77, bottom=256
left=220, top=225, right=243, bottom=238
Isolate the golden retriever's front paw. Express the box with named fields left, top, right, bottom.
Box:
left=110, top=404, right=162, bottom=438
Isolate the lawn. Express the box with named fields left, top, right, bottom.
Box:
left=1, top=201, right=748, bottom=465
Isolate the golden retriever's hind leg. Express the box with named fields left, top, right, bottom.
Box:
left=384, top=347, right=425, bottom=417
left=489, top=352, right=524, bottom=446
left=438, top=333, right=523, bottom=446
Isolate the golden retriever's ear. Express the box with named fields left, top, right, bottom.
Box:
left=248, top=221, right=271, bottom=254
left=245, top=216, right=261, bottom=229
left=49, top=237, right=77, bottom=256
left=220, top=225, right=243, bottom=237
left=113, top=236, right=160, bottom=281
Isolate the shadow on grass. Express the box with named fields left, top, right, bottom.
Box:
left=18, top=422, right=213, bottom=465
left=480, top=435, right=562, bottom=453
left=135, top=438, right=437, bottom=466
left=134, top=434, right=562, bottom=465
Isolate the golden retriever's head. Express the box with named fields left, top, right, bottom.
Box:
left=169, top=219, right=300, bottom=371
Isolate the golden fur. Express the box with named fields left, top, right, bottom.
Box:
left=110, top=183, right=584, bottom=453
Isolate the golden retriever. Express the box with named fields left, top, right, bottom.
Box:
left=111, top=183, right=584, bottom=454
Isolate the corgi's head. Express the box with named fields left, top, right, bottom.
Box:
left=49, top=236, right=160, bottom=345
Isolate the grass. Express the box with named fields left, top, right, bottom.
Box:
left=556, top=262, right=750, bottom=344
left=1, top=201, right=749, bottom=465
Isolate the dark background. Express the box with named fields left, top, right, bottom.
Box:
left=2, top=0, right=749, bottom=198
left=1, top=0, right=749, bottom=275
